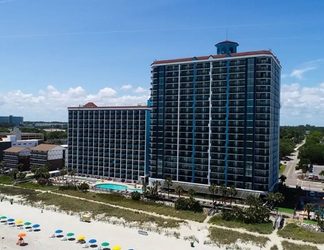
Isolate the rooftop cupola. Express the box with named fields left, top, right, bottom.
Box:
left=215, top=40, right=239, bottom=55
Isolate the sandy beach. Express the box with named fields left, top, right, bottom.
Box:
left=0, top=197, right=219, bottom=250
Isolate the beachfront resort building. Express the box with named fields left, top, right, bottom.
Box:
left=149, top=40, right=281, bottom=192
left=3, top=147, right=31, bottom=171
left=30, top=144, right=65, bottom=171
left=67, top=102, right=151, bottom=182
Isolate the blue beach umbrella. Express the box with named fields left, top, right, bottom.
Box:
left=89, top=239, right=97, bottom=244
left=32, top=224, right=40, bottom=228
left=55, top=229, right=63, bottom=234
left=7, top=218, right=15, bottom=222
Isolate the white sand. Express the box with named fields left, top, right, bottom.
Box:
left=0, top=198, right=218, bottom=250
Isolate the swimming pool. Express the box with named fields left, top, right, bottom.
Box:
left=94, top=183, right=142, bottom=193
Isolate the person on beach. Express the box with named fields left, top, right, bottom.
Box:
left=16, top=237, right=24, bottom=245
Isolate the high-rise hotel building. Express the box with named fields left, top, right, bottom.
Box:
left=150, top=41, right=281, bottom=191
left=67, top=102, right=151, bottom=182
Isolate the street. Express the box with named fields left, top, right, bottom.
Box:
left=282, top=140, right=324, bottom=192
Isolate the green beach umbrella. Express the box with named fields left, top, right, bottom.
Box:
left=0, top=216, right=7, bottom=220
left=66, top=232, right=74, bottom=237
left=24, top=222, right=32, bottom=226
left=101, top=242, right=110, bottom=247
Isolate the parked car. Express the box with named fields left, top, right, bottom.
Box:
left=314, top=175, right=319, bottom=180
left=310, top=191, right=316, bottom=197
left=308, top=174, right=314, bottom=179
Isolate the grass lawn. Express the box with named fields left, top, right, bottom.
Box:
left=208, top=227, right=269, bottom=247
left=281, top=240, right=319, bottom=250
left=303, top=219, right=318, bottom=225
left=208, top=215, right=273, bottom=234
left=54, top=189, right=206, bottom=222
left=278, top=207, right=294, bottom=214
left=0, top=176, right=14, bottom=184
left=0, top=183, right=206, bottom=223
left=278, top=223, right=324, bottom=244
left=279, top=164, right=287, bottom=175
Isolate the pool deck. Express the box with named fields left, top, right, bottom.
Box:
left=60, top=175, right=143, bottom=190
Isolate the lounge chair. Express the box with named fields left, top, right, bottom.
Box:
left=82, top=243, right=89, bottom=248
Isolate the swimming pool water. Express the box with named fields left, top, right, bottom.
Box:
left=94, top=183, right=142, bottom=193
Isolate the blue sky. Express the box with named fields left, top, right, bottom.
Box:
left=0, top=0, right=324, bottom=125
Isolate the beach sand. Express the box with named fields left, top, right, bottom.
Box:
left=0, top=198, right=219, bottom=250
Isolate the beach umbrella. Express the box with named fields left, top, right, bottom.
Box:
left=18, top=233, right=26, bottom=238
left=101, top=242, right=110, bottom=247
left=89, top=239, right=97, bottom=244
left=77, top=235, right=85, bottom=241
left=55, top=229, right=63, bottom=234
left=0, top=216, right=7, bottom=220
left=66, top=232, right=74, bottom=237
left=24, top=222, right=32, bottom=226
left=32, top=224, right=40, bottom=229
left=16, top=219, right=23, bottom=224
left=113, top=246, right=122, bottom=250
left=7, top=218, right=14, bottom=222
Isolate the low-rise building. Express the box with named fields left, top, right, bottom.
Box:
left=30, top=144, right=65, bottom=171
left=3, top=147, right=31, bottom=171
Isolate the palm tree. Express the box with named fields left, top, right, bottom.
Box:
left=175, top=185, right=184, bottom=198
left=305, top=203, right=314, bottom=220
left=228, top=185, right=237, bottom=205
left=69, top=169, right=77, bottom=183
left=220, top=184, right=228, bottom=205
left=245, top=194, right=259, bottom=208
left=60, top=167, right=67, bottom=180
left=208, top=183, right=218, bottom=203
left=164, top=177, right=173, bottom=198
left=188, top=188, right=196, bottom=198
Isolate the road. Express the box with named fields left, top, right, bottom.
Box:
left=283, top=139, right=324, bottom=192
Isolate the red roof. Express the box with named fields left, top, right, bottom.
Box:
left=68, top=103, right=150, bottom=109
left=151, top=50, right=280, bottom=66
left=83, top=102, right=97, bottom=108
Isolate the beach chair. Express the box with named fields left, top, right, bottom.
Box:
left=61, top=237, right=67, bottom=241
left=49, top=234, right=55, bottom=238
left=82, top=243, right=89, bottom=248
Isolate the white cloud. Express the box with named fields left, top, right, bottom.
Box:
left=0, top=85, right=150, bottom=121
left=134, top=87, right=149, bottom=93
left=121, top=84, right=132, bottom=91
left=290, top=67, right=316, bottom=79
left=280, top=82, right=324, bottom=125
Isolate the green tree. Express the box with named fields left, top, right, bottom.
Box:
left=305, top=203, right=314, bottom=220
left=228, top=185, right=237, bottom=205
left=131, top=191, right=141, bottom=201
left=69, top=169, right=77, bottom=183
left=264, top=192, right=284, bottom=210
left=175, top=185, right=184, bottom=198
left=79, top=182, right=89, bottom=192
left=33, top=165, right=50, bottom=180
left=164, top=177, right=173, bottom=198
left=187, top=188, right=196, bottom=198
left=17, top=163, right=24, bottom=172
left=60, top=167, right=67, bottom=179
left=220, top=185, right=228, bottom=206
left=16, top=172, right=27, bottom=180
left=319, top=170, right=324, bottom=180
left=208, top=183, right=218, bottom=203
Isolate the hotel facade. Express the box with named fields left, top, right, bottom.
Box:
left=149, top=41, right=281, bottom=192
left=67, top=102, right=151, bottom=182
